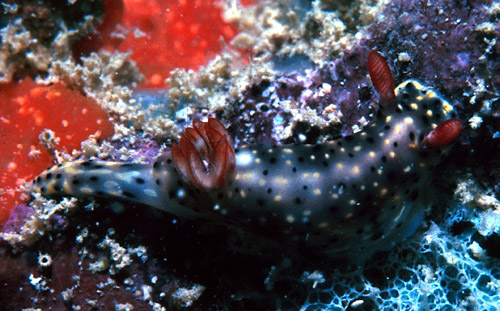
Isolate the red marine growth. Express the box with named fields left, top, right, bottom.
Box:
left=77, top=0, right=253, bottom=88
left=0, top=78, right=114, bottom=223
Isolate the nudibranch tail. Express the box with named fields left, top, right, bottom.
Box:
left=368, top=50, right=396, bottom=111
left=171, top=117, right=235, bottom=191
left=423, top=118, right=463, bottom=148
left=28, top=159, right=192, bottom=215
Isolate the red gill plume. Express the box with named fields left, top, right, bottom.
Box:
left=171, top=118, right=236, bottom=191
left=423, top=118, right=463, bottom=148
left=368, top=50, right=397, bottom=110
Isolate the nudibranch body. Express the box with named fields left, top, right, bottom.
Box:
left=29, top=52, right=462, bottom=260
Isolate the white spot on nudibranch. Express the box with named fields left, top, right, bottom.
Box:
left=236, top=151, right=254, bottom=166
left=144, top=189, right=158, bottom=198
left=105, top=180, right=120, bottom=191
left=176, top=188, right=185, bottom=198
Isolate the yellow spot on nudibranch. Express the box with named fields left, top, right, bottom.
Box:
left=395, top=124, right=403, bottom=134
left=242, top=173, right=255, bottom=180
left=80, top=187, right=93, bottom=195
left=426, top=90, right=437, bottom=98
left=312, top=172, right=320, bottom=178
left=63, top=183, right=71, bottom=193
left=369, top=151, right=376, bottom=158
left=258, top=179, right=266, bottom=186
left=354, top=146, right=362, bottom=152
left=443, top=102, right=453, bottom=114
left=385, top=116, right=392, bottom=123
left=255, top=158, right=261, bottom=164
left=275, top=177, right=288, bottom=185
left=427, top=110, right=433, bottom=117
left=313, top=188, right=322, bottom=195
left=410, top=103, right=418, bottom=110
left=413, top=81, right=424, bottom=90
left=104, top=162, right=122, bottom=167
left=283, top=148, right=293, bottom=154
left=385, top=139, right=391, bottom=145
left=285, top=160, right=292, bottom=165
left=404, top=117, right=414, bottom=125
left=381, top=188, right=388, bottom=196
left=336, top=163, right=344, bottom=169
left=63, top=167, right=81, bottom=175
left=318, top=222, right=328, bottom=228
left=352, top=165, right=360, bottom=175
left=389, top=151, right=396, bottom=158
left=274, top=195, right=282, bottom=202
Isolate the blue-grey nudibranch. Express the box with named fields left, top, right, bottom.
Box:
left=29, top=51, right=462, bottom=260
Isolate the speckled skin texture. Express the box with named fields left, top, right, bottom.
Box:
left=30, top=79, right=458, bottom=260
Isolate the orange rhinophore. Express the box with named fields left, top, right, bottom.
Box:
left=171, top=118, right=235, bottom=191
left=423, top=118, right=463, bottom=148
left=368, top=50, right=397, bottom=110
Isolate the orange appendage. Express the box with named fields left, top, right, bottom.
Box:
left=368, top=50, right=397, bottom=110
left=171, top=118, right=235, bottom=191
left=423, top=118, right=463, bottom=148
left=0, top=78, right=114, bottom=224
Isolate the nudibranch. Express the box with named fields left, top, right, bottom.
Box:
left=29, top=51, right=462, bottom=260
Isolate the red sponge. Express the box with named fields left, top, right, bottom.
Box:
left=75, top=0, right=252, bottom=88
left=0, top=78, right=114, bottom=223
